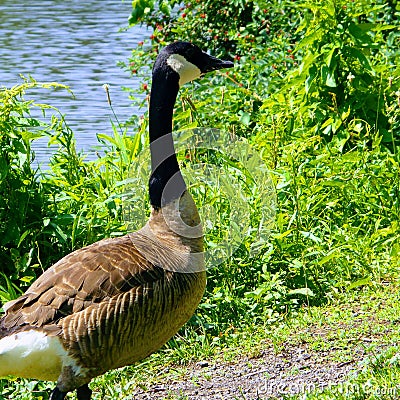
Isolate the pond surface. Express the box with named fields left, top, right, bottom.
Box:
left=0, top=1, right=148, bottom=164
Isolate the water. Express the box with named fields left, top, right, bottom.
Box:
left=0, top=1, right=148, bottom=164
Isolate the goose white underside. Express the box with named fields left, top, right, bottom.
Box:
left=0, top=330, right=79, bottom=381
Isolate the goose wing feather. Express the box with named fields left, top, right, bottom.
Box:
left=0, top=234, right=165, bottom=336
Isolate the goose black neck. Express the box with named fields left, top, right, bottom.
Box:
left=148, top=68, right=186, bottom=209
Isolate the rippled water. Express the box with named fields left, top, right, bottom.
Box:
left=0, top=1, right=148, bottom=164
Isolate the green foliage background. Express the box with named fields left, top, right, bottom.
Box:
left=0, top=0, right=399, bottom=398
left=126, top=0, right=400, bottom=319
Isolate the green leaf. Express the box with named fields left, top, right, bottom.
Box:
left=347, top=277, right=372, bottom=290
left=321, top=65, right=336, bottom=87
left=239, top=111, right=251, bottom=126
left=97, top=133, right=118, bottom=146
left=317, top=252, right=337, bottom=266
left=20, top=276, right=35, bottom=283
left=297, top=27, right=322, bottom=50
left=345, top=46, right=375, bottom=75
left=289, top=288, right=315, bottom=297
left=49, top=222, right=68, bottom=243
left=1, top=221, right=20, bottom=245
left=300, top=230, right=322, bottom=243
left=17, top=229, right=31, bottom=247
left=0, top=156, right=8, bottom=184
left=131, top=131, right=144, bottom=158
left=129, top=0, right=155, bottom=25
left=371, top=24, right=398, bottom=32
left=321, top=117, right=334, bottom=130
left=159, top=1, right=171, bottom=15
left=341, top=107, right=351, bottom=121
left=305, top=65, right=317, bottom=93
left=324, top=46, right=337, bottom=69
left=348, top=22, right=372, bottom=45
left=20, top=130, right=45, bottom=141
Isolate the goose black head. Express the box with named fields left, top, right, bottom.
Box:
left=153, top=41, right=234, bottom=86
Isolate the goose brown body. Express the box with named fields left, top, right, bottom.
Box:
left=0, top=192, right=205, bottom=391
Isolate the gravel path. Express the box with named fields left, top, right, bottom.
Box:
left=127, top=296, right=398, bottom=399
left=130, top=340, right=369, bottom=399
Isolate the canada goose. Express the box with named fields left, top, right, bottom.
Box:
left=0, top=41, right=233, bottom=400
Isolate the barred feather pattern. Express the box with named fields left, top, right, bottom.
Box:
left=0, top=191, right=206, bottom=392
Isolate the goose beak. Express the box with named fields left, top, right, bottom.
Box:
left=202, top=53, right=234, bottom=73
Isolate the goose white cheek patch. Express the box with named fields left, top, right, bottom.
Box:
left=167, top=54, right=201, bottom=86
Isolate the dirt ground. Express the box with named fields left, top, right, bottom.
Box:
left=130, top=340, right=369, bottom=399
